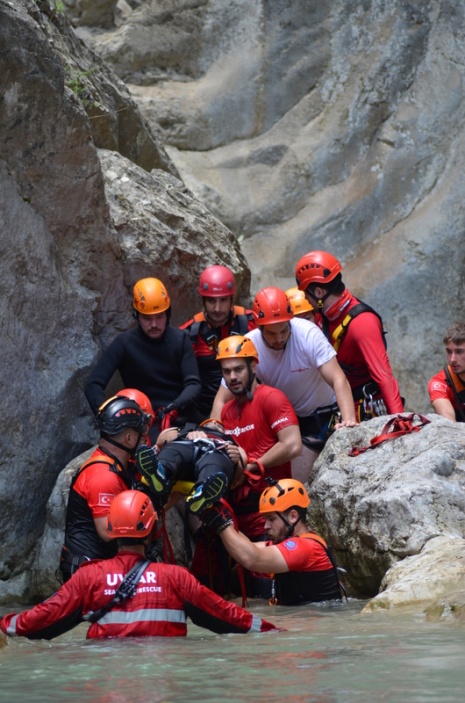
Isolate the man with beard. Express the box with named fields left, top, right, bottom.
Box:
left=180, top=265, right=255, bottom=420
left=85, top=277, right=201, bottom=441
left=295, top=250, right=404, bottom=420
left=59, top=395, right=151, bottom=582
left=191, top=335, right=302, bottom=598
left=201, top=478, right=343, bottom=606
left=212, top=287, right=356, bottom=483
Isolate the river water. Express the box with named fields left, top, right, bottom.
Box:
left=1, top=599, right=464, bottom=703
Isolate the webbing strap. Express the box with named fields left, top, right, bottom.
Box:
left=443, top=366, right=465, bottom=422
left=243, top=460, right=265, bottom=488
left=348, top=413, right=431, bottom=456
left=84, top=558, right=151, bottom=623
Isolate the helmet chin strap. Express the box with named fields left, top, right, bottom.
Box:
left=276, top=511, right=300, bottom=538
left=245, top=359, right=255, bottom=401
left=306, top=288, right=331, bottom=312
left=102, top=433, right=142, bottom=458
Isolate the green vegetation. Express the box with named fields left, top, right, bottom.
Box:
left=64, top=67, right=97, bottom=108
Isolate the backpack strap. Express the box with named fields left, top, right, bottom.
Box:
left=443, top=366, right=465, bottom=422
left=70, top=453, right=119, bottom=489
left=348, top=413, right=431, bottom=457
left=298, top=532, right=348, bottom=602
left=329, top=301, right=387, bottom=352
left=83, top=558, right=151, bottom=623
left=188, top=308, right=250, bottom=345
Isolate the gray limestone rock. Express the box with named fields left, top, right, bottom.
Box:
left=0, top=0, right=249, bottom=599
left=307, top=414, right=465, bottom=603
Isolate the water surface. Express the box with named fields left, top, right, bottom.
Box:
left=1, top=600, right=464, bottom=702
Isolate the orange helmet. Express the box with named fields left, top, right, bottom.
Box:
left=259, top=479, right=310, bottom=514
left=106, top=490, right=157, bottom=539
left=116, top=388, right=154, bottom=423
left=198, top=265, right=236, bottom=298
left=133, top=278, right=170, bottom=314
left=295, top=251, right=342, bottom=291
left=285, top=287, right=314, bottom=316
left=216, top=335, right=258, bottom=362
left=252, top=287, right=293, bottom=325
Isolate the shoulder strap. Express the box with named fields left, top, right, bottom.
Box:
left=348, top=413, right=431, bottom=456
left=298, top=531, right=328, bottom=548
left=83, top=558, right=151, bottom=624
left=71, top=454, right=117, bottom=488
left=187, top=312, right=206, bottom=344
left=79, top=455, right=115, bottom=471
left=443, top=366, right=465, bottom=422
left=298, top=533, right=348, bottom=602
left=331, top=301, right=387, bottom=352
left=230, top=307, right=250, bottom=336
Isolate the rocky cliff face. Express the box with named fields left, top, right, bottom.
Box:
left=2, top=0, right=465, bottom=611
left=0, top=0, right=248, bottom=595
left=75, top=0, right=465, bottom=414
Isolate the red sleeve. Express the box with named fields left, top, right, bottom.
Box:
left=73, top=464, right=127, bottom=519
left=428, top=370, right=453, bottom=403
left=0, top=571, right=89, bottom=639
left=347, top=314, right=403, bottom=413
left=276, top=538, right=332, bottom=572
left=174, top=568, right=279, bottom=634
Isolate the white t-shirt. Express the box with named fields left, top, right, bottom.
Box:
left=246, top=318, right=337, bottom=416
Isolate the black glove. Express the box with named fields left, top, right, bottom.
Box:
left=155, top=403, right=179, bottom=427
left=200, top=502, right=234, bottom=534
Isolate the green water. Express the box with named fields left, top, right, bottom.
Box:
left=1, top=600, right=464, bottom=702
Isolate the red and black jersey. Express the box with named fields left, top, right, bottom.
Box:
left=180, top=307, right=255, bottom=417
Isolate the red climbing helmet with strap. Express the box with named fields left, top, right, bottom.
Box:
left=295, top=251, right=342, bottom=291
left=252, top=287, right=294, bottom=325
left=106, top=490, right=157, bottom=538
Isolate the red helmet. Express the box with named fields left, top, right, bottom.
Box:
left=116, top=389, right=154, bottom=423
left=198, top=265, right=236, bottom=298
left=295, top=251, right=342, bottom=291
left=106, top=490, right=157, bottom=539
left=252, top=287, right=293, bottom=325
left=259, top=479, right=310, bottom=514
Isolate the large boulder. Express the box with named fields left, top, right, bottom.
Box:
left=362, top=535, right=465, bottom=619
left=0, top=0, right=249, bottom=597
left=307, top=414, right=465, bottom=607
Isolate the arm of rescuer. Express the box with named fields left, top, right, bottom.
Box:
left=317, top=356, right=357, bottom=428
left=180, top=569, right=281, bottom=634
left=431, top=397, right=457, bottom=422
left=428, top=371, right=458, bottom=421
left=93, top=517, right=111, bottom=542
left=348, top=313, right=404, bottom=414
left=217, top=524, right=289, bottom=575
left=242, top=425, right=302, bottom=483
